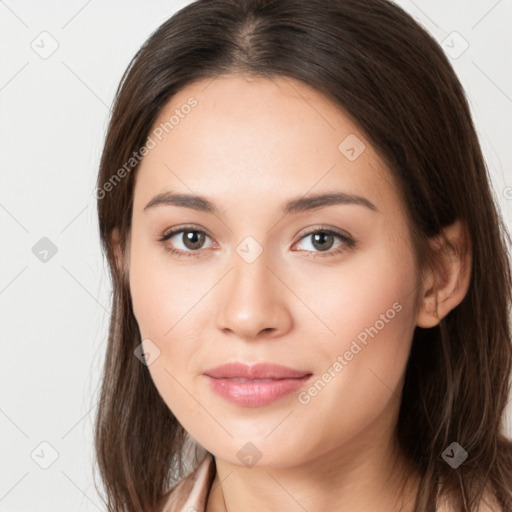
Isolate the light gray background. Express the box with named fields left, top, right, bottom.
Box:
left=1, top=1, right=511, bottom=510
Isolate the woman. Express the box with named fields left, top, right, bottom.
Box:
left=93, top=0, right=512, bottom=510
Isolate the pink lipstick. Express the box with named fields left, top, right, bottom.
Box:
left=204, top=362, right=312, bottom=407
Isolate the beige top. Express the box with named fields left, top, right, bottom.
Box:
left=160, top=453, right=216, bottom=512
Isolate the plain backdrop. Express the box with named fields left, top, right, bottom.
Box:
left=1, top=0, right=511, bottom=510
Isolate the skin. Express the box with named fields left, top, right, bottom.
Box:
left=112, top=74, right=471, bottom=511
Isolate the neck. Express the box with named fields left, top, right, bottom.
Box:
left=206, top=421, right=421, bottom=512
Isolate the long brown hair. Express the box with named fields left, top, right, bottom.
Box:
left=93, top=0, right=512, bottom=510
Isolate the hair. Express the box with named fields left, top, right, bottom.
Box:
left=93, top=0, right=512, bottom=510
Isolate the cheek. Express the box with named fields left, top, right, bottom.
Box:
left=291, top=263, right=417, bottom=451
left=128, top=239, right=209, bottom=412
left=129, top=237, right=201, bottom=341
left=305, top=241, right=418, bottom=402
left=310, top=239, right=417, bottom=349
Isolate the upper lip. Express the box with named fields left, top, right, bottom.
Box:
left=204, top=362, right=312, bottom=380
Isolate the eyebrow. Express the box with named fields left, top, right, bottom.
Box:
left=143, top=190, right=378, bottom=215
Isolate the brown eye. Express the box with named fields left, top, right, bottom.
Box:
left=180, top=230, right=206, bottom=250
left=293, top=227, right=356, bottom=258
left=310, top=231, right=335, bottom=251
left=158, top=226, right=216, bottom=258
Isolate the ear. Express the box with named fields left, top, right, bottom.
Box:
left=416, top=219, right=472, bottom=328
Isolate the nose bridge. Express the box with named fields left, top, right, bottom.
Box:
left=215, top=239, right=292, bottom=338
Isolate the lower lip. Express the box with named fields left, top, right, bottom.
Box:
left=205, top=375, right=312, bottom=407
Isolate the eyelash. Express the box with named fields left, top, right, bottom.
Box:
left=157, top=225, right=357, bottom=259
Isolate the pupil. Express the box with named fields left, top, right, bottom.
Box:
left=313, top=232, right=333, bottom=251
left=184, top=231, right=204, bottom=249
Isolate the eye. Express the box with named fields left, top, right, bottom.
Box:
left=157, top=225, right=356, bottom=259
left=292, top=227, right=356, bottom=258
left=157, top=226, right=215, bottom=258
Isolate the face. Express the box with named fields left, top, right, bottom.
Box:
left=125, top=74, right=423, bottom=468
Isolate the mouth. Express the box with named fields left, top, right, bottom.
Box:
left=204, top=362, right=311, bottom=380
left=221, top=377, right=288, bottom=382
left=204, top=362, right=312, bottom=407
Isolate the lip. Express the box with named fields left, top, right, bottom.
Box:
left=204, top=362, right=312, bottom=407
left=204, top=362, right=311, bottom=380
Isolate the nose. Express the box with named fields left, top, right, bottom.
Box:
left=215, top=248, right=293, bottom=340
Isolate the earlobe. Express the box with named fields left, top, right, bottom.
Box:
left=416, top=268, right=439, bottom=329
left=416, top=219, right=472, bottom=328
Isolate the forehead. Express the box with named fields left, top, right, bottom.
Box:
left=133, top=74, right=401, bottom=218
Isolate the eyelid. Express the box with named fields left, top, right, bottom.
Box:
left=293, top=224, right=352, bottom=243
left=159, top=224, right=214, bottom=241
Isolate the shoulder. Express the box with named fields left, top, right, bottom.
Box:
left=476, top=490, right=504, bottom=512
left=436, top=486, right=503, bottom=512
left=157, top=453, right=216, bottom=512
